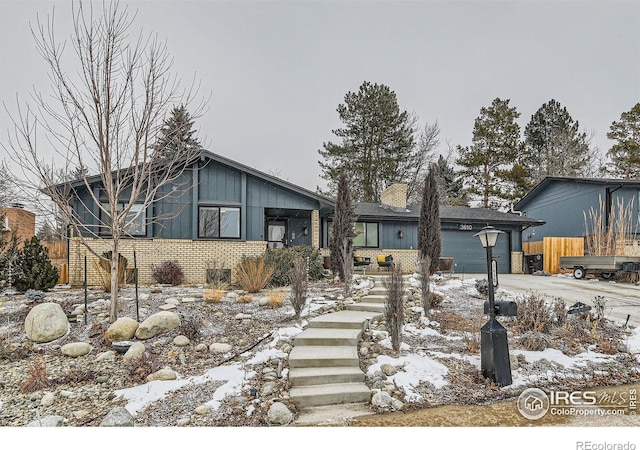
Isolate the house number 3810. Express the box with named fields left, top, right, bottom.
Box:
left=459, top=224, right=473, bottom=231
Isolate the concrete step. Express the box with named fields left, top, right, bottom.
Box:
left=289, top=345, right=359, bottom=368
left=307, top=310, right=381, bottom=330
left=289, top=366, right=365, bottom=387
left=361, top=294, right=386, bottom=303
left=344, top=303, right=385, bottom=313
left=294, top=328, right=362, bottom=346
left=289, top=383, right=371, bottom=408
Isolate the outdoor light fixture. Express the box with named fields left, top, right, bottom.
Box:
left=398, top=230, right=404, bottom=239
left=474, top=225, right=513, bottom=387
left=302, top=227, right=308, bottom=236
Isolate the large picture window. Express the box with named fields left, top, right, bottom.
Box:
left=99, top=203, right=146, bottom=237
left=353, top=222, right=378, bottom=248
left=199, top=206, right=241, bottom=239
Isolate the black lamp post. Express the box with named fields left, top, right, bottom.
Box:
left=474, top=226, right=512, bottom=386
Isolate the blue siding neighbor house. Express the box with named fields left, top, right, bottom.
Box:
left=514, top=177, right=640, bottom=242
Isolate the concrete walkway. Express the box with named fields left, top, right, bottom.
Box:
left=290, top=275, right=397, bottom=423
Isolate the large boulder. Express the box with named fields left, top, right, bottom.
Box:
left=27, top=415, right=65, bottom=427
left=61, top=342, right=92, bottom=357
left=105, top=317, right=139, bottom=341
left=135, top=311, right=180, bottom=340
left=267, top=402, right=293, bottom=425
left=24, top=303, right=69, bottom=343
left=123, top=342, right=146, bottom=360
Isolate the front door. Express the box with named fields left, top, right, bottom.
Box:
left=267, top=220, right=287, bottom=248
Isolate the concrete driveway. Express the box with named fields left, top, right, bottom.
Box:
left=459, top=273, right=640, bottom=327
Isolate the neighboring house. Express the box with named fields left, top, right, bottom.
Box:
left=514, top=177, right=640, bottom=242
left=55, top=152, right=544, bottom=287
left=1, top=204, right=36, bottom=248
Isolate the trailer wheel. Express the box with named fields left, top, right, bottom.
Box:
left=601, top=272, right=613, bottom=280
left=573, top=267, right=586, bottom=279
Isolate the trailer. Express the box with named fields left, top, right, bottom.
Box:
left=559, top=255, right=640, bottom=279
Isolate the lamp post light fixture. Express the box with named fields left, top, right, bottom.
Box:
left=474, top=225, right=513, bottom=387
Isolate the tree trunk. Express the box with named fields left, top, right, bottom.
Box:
left=109, top=238, right=119, bottom=323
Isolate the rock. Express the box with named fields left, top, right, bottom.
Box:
left=100, top=407, right=135, bottom=427
left=209, top=343, right=232, bottom=353
left=173, top=335, right=190, bottom=346
left=24, top=302, right=69, bottom=343
left=392, top=399, right=404, bottom=411
left=258, top=298, right=269, bottom=306
left=123, top=342, right=146, bottom=360
left=27, top=415, right=64, bottom=427
left=96, top=375, right=109, bottom=384
left=60, top=390, right=74, bottom=398
left=226, top=292, right=238, bottom=299
left=509, top=353, right=519, bottom=370
left=267, top=402, right=293, bottom=425
left=381, top=363, right=397, bottom=376
left=159, top=304, right=177, bottom=311
left=359, top=346, right=369, bottom=356
left=135, top=311, right=180, bottom=340
left=195, top=343, right=207, bottom=352
left=165, top=298, right=180, bottom=305
left=139, top=293, right=150, bottom=301
left=371, top=390, right=393, bottom=407
left=146, top=368, right=178, bottom=382
left=371, top=380, right=386, bottom=390
left=105, top=317, right=139, bottom=341
left=73, top=410, right=90, bottom=420
left=177, top=417, right=191, bottom=426
left=195, top=405, right=210, bottom=415
left=235, top=313, right=252, bottom=320
left=61, top=342, right=92, bottom=357
left=96, top=350, right=116, bottom=362
left=41, top=392, right=55, bottom=407
left=261, top=381, right=278, bottom=397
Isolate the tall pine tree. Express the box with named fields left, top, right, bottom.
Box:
left=318, top=81, right=416, bottom=202
left=605, top=103, right=640, bottom=179
left=153, top=105, right=203, bottom=162
left=456, top=98, right=525, bottom=209
left=434, top=154, right=466, bottom=206
left=418, top=164, right=441, bottom=275
left=523, top=99, right=591, bottom=187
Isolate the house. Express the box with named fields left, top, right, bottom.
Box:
left=333, top=183, right=545, bottom=274
left=514, top=177, right=640, bottom=243
left=56, top=152, right=544, bottom=287
left=1, top=204, right=36, bottom=248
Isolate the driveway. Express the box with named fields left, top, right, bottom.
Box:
left=458, top=273, right=640, bottom=327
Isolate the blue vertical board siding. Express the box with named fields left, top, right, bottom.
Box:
left=198, top=162, right=242, bottom=202
left=154, top=172, right=193, bottom=239
left=245, top=206, right=264, bottom=241
left=246, top=176, right=319, bottom=209
left=377, top=221, right=418, bottom=249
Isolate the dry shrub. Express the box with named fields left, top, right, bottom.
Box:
left=383, top=262, right=404, bottom=352
left=597, top=338, right=619, bottom=355
left=428, top=292, right=443, bottom=309
left=151, top=260, right=184, bottom=285
left=234, top=256, right=273, bottom=293
left=513, top=294, right=565, bottom=334
left=178, top=311, right=204, bottom=341
left=20, top=356, right=53, bottom=393
left=437, top=312, right=481, bottom=333
left=268, top=291, right=286, bottom=308
left=126, top=351, right=162, bottom=383
left=463, top=332, right=480, bottom=353
left=519, top=331, right=552, bottom=351
left=56, top=369, right=97, bottom=386
left=204, top=289, right=224, bottom=303
left=289, top=255, right=308, bottom=317
left=93, top=251, right=128, bottom=292
left=236, top=294, right=254, bottom=304
left=205, top=259, right=230, bottom=290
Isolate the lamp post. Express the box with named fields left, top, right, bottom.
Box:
left=474, top=226, right=512, bottom=386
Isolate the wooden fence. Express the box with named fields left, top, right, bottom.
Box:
left=523, top=237, right=584, bottom=274
left=42, top=241, right=68, bottom=284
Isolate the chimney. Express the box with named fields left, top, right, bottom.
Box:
left=380, top=183, right=408, bottom=209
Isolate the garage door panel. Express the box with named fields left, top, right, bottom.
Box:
left=441, top=230, right=510, bottom=274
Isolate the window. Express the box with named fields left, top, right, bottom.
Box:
left=353, top=222, right=378, bottom=248
left=199, top=206, right=240, bottom=239
left=99, top=203, right=146, bottom=237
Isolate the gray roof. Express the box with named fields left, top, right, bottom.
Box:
left=355, top=202, right=545, bottom=226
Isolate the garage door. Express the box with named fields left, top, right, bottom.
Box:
left=441, top=230, right=510, bottom=274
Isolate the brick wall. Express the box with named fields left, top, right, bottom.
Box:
left=1, top=206, right=36, bottom=248
left=68, top=238, right=267, bottom=287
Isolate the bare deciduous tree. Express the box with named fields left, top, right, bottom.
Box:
left=2, top=1, right=207, bottom=322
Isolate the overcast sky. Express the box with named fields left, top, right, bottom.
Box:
left=1, top=0, right=639, bottom=193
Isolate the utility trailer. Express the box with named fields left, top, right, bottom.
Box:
left=559, top=255, right=640, bottom=279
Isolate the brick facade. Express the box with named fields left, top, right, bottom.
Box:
left=1, top=206, right=36, bottom=248
left=320, top=247, right=420, bottom=273
left=69, top=238, right=267, bottom=287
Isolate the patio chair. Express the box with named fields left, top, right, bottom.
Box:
left=377, top=254, right=394, bottom=271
